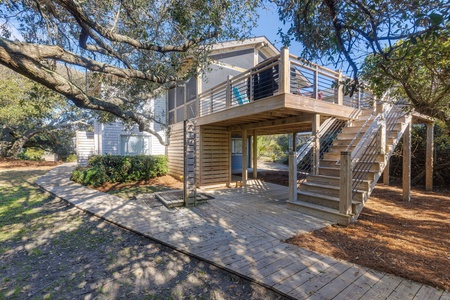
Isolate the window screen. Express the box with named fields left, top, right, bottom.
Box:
left=120, top=135, right=151, bottom=156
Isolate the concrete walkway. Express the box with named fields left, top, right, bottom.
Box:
left=36, top=164, right=449, bottom=300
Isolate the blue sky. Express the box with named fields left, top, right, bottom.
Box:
left=252, top=4, right=341, bottom=72
left=252, top=4, right=302, bottom=54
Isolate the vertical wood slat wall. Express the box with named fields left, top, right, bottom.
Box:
left=167, top=124, right=230, bottom=187
left=167, top=123, right=185, bottom=180
left=199, top=126, right=230, bottom=186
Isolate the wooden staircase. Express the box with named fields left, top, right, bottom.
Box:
left=287, top=106, right=412, bottom=225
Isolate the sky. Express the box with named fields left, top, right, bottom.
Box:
left=252, top=4, right=303, bottom=55
left=252, top=4, right=341, bottom=73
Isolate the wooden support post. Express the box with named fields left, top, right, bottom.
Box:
left=383, top=159, right=390, bottom=185
left=279, top=47, right=290, bottom=94
left=249, top=71, right=254, bottom=102
left=227, top=130, right=231, bottom=187
left=242, top=129, right=248, bottom=186
left=377, top=102, right=386, bottom=155
left=292, top=132, right=297, bottom=152
left=312, top=114, right=320, bottom=175
left=226, top=75, right=232, bottom=108
left=198, top=126, right=203, bottom=186
left=425, top=122, right=434, bottom=191
left=253, top=131, right=258, bottom=179
left=403, top=121, right=411, bottom=201
left=357, top=89, right=361, bottom=109
left=337, top=70, right=343, bottom=105
left=339, top=151, right=352, bottom=215
left=196, top=72, right=202, bottom=117
left=315, top=65, right=319, bottom=99
left=289, top=151, right=297, bottom=202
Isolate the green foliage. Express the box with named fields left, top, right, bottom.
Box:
left=0, top=65, right=88, bottom=158
left=276, top=0, right=450, bottom=115
left=257, top=134, right=289, bottom=162
left=71, top=155, right=168, bottom=187
left=0, top=0, right=262, bottom=137
left=389, top=121, right=450, bottom=186
left=64, top=154, right=77, bottom=162
left=17, top=148, right=45, bottom=161
left=277, top=0, right=448, bottom=71
left=361, top=36, right=450, bottom=127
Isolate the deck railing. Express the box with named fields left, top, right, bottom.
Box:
left=197, top=48, right=375, bottom=118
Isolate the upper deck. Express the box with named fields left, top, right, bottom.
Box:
left=192, top=48, right=374, bottom=134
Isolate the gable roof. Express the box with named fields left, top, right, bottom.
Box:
left=210, top=36, right=279, bottom=58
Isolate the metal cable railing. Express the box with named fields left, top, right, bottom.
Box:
left=350, top=103, right=407, bottom=197
left=295, top=118, right=346, bottom=187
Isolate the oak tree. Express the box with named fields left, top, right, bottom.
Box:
left=276, top=0, right=449, bottom=122
left=0, top=65, right=90, bottom=158
left=0, top=0, right=260, bottom=145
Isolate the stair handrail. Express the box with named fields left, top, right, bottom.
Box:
left=294, top=117, right=345, bottom=189
left=295, top=117, right=336, bottom=165
left=350, top=113, right=383, bottom=164
left=344, top=90, right=391, bottom=152
left=295, top=137, right=314, bottom=165
left=350, top=102, right=404, bottom=195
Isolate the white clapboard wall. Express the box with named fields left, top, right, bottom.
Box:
left=76, top=131, right=95, bottom=166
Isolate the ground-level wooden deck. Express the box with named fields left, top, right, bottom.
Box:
left=37, top=164, right=449, bottom=299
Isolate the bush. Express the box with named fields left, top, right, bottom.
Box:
left=18, top=147, right=44, bottom=161
left=71, top=154, right=168, bottom=187
left=65, top=154, right=77, bottom=162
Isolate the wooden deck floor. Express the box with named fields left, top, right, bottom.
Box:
left=37, top=165, right=450, bottom=300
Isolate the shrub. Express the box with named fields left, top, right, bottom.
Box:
left=65, top=154, right=77, bottom=162
left=71, top=155, right=168, bottom=187
left=18, top=147, right=44, bottom=161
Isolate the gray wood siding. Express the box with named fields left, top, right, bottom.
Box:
left=76, top=131, right=95, bottom=166
left=198, top=126, right=230, bottom=186
left=101, top=122, right=124, bottom=155
left=167, top=123, right=184, bottom=179
left=99, top=96, right=167, bottom=155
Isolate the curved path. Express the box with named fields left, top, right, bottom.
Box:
left=36, top=164, right=449, bottom=300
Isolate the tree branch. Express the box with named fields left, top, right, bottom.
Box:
left=56, top=0, right=217, bottom=53
left=0, top=38, right=169, bottom=146
left=0, top=37, right=183, bottom=84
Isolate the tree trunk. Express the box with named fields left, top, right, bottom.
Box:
left=6, top=130, right=44, bottom=158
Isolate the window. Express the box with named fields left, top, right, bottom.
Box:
left=120, top=135, right=151, bottom=156
left=186, top=78, right=197, bottom=102
left=168, top=89, right=175, bottom=111
left=231, top=138, right=242, bottom=154
left=176, top=86, right=184, bottom=107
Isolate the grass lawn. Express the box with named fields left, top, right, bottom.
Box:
left=0, top=167, right=285, bottom=299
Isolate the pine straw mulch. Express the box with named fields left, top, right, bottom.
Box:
left=250, top=169, right=450, bottom=291
left=285, top=185, right=450, bottom=291
left=95, top=175, right=183, bottom=193
left=0, top=158, right=62, bottom=171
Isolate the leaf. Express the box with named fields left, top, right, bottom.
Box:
left=429, top=13, right=444, bottom=26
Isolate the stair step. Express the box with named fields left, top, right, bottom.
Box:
left=359, top=109, right=374, bottom=116
left=321, top=155, right=384, bottom=165
left=323, top=152, right=385, bottom=162
left=307, top=175, right=371, bottom=191
left=319, top=166, right=378, bottom=180
left=297, top=191, right=362, bottom=211
left=300, top=182, right=366, bottom=202
left=287, top=201, right=352, bottom=225
left=329, top=145, right=356, bottom=152
left=338, top=132, right=364, bottom=140
left=358, top=114, right=376, bottom=121
left=341, top=127, right=368, bottom=134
